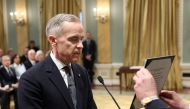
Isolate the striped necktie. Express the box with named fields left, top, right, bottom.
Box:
left=63, top=66, right=77, bottom=109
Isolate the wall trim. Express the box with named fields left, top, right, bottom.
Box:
left=3, top=0, right=9, bottom=47
left=93, top=63, right=123, bottom=85
left=82, top=0, right=86, bottom=34
left=38, top=0, right=42, bottom=47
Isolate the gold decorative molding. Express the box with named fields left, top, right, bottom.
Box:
left=15, top=0, right=28, bottom=55
left=97, top=0, right=111, bottom=63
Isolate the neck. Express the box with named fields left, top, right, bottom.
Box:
left=15, top=63, right=19, bottom=65
left=52, top=50, right=70, bottom=65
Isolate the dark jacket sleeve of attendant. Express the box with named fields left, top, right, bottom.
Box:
left=147, top=99, right=171, bottom=109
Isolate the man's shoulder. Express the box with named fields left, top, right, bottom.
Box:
left=0, top=66, right=5, bottom=71
left=72, top=63, right=84, bottom=69
left=23, top=59, right=30, bottom=64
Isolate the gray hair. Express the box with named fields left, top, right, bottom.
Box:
left=46, top=14, right=81, bottom=38
left=35, top=50, right=44, bottom=60
left=28, top=49, right=36, bottom=55
left=2, top=55, right=10, bottom=61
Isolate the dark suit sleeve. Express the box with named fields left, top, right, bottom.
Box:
left=147, top=99, right=171, bottom=109
left=18, top=72, right=43, bottom=109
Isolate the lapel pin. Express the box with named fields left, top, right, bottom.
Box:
left=78, top=74, right=80, bottom=77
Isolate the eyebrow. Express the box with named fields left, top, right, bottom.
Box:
left=71, top=36, right=84, bottom=39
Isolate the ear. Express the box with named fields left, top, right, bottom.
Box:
left=48, top=35, right=57, bottom=46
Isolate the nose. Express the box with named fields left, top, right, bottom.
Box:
left=77, top=41, right=83, bottom=49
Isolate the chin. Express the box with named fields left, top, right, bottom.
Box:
left=72, top=58, right=80, bottom=63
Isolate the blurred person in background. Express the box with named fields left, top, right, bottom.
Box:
left=20, top=47, right=29, bottom=63
left=27, top=40, right=39, bottom=52
left=0, top=75, right=10, bottom=109
left=24, top=49, right=36, bottom=70
left=7, top=48, right=15, bottom=60
left=35, top=50, right=45, bottom=63
left=0, top=55, right=19, bottom=109
left=10, top=54, right=26, bottom=80
left=82, top=32, right=96, bottom=85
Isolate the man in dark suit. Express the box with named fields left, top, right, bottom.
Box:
left=0, top=55, right=19, bottom=109
left=0, top=74, right=10, bottom=109
left=23, top=49, right=36, bottom=70
left=18, top=14, right=97, bottom=109
left=20, top=47, right=29, bottom=63
left=82, top=32, right=96, bottom=84
left=133, top=68, right=189, bottom=109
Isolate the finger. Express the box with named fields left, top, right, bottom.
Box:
left=133, top=75, right=138, bottom=82
left=160, top=90, right=173, bottom=96
left=136, top=71, right=144, bottom=78
left=160, top=96, right=171, bottom=103
left=161, top=90, right=168, bottom=93
left=141, top=68, right=152, bottom=77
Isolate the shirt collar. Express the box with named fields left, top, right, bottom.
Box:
left=50, top=51, right=71, bottom=70
left=3, top=66, right=9, bottom=71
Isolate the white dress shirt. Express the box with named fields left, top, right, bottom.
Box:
left=50, top=52, right=74, bottom=88
left=29, top=60, right=36, bottom=66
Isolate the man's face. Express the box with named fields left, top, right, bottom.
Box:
left=29, top=43, right=35, bottom=48
left=54, top=22, right=84, bottom=64
left=28, top=51, right=36, bottom=60
left=86, top=33, right=91, bottom=40
left=37, top=54, right=44, bottom=61
left=9, top=51, right=15, bottom=57
left=2, top=57, right=10, bottom=67
left=0, top=49, right=3, bottom=57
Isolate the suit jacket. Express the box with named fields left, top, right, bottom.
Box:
left=23, top=60, right=33, bottom=70
left=18, top=55, right=97, bottom=109
left=82, top=40, right=96, bottom=61
left=0, top=66, right=18, bottom=87
left=20, top=55, right=28, bottom=63
left=147, top=99, right=170, bottom=109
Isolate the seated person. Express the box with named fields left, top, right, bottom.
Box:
left=10, top=54, right=26, bottom=80
left=35, top=50, right=44, bottom=63
left=0, top=55, right=19, bottom=109
left=24, top=49, right=36, bottom=70
left=0, top=75, right=10, bottom=109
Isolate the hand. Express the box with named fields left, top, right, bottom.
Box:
left=12, top=83, right=19, bottom=88
left=160, top=90, right=189, bottom=109
left=133, top=68, right=158, bottom=101
left=86, top=55, right=92, bottom=61
left=0, top=85, right=10, bottom=91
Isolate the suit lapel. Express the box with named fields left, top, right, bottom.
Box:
left=71, top=63, right=83, bottom=109
left=46, top=56, right=74, bottom=109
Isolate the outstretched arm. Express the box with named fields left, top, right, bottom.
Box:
left=160, top=90, right=189, bottom=109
